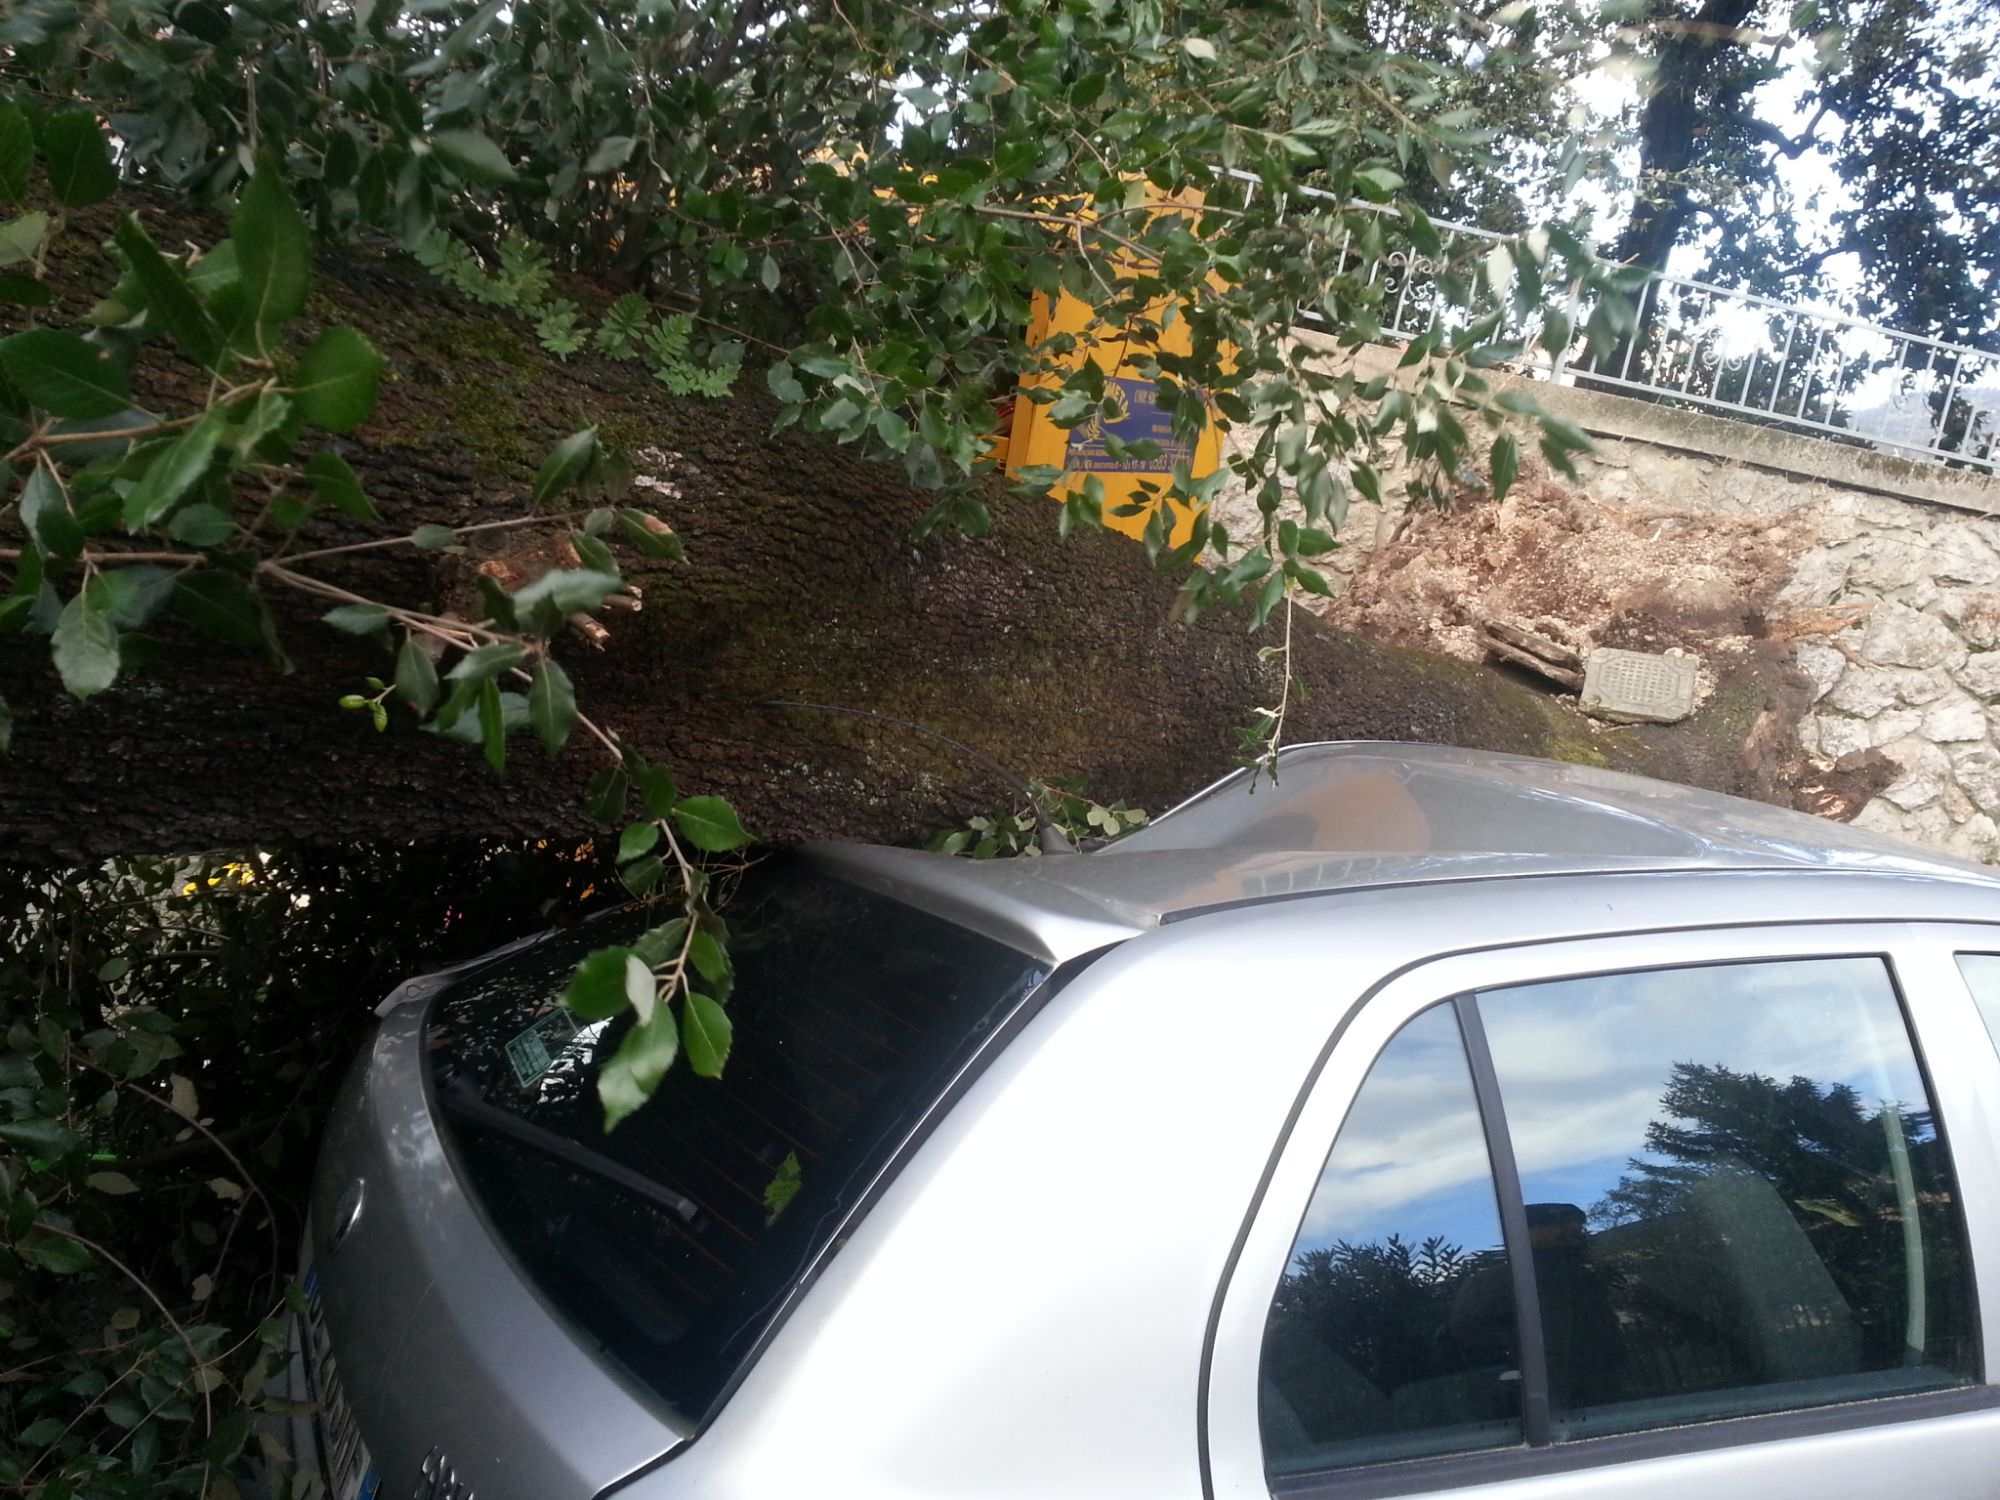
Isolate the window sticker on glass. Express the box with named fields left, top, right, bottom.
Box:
left=505, top=1009, right=580, bottom=1089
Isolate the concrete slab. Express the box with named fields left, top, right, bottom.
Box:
left=1582, top=648, right=1698, bottom=724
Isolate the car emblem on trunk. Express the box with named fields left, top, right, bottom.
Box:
left=418, top=1446, right=474, bottom=1500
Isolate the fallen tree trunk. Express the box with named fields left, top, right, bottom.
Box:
left=0, top=201, right=1795, bottom=863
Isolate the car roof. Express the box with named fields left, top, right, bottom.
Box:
left=804, top=741, right=2000, bottom=962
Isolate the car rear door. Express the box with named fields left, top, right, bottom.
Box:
left=1206, top=919, right=2000, bottom=1500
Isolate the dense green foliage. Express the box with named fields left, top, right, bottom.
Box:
left=0, top=844, right=612, bottom=1497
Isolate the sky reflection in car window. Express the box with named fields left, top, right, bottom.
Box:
left=1478, top=957, right=1933, bottom=1210
left=1294, top=1004, right=1499, bottom=1256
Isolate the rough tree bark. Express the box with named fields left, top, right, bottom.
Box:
left=0, top=199, right=1800, bottom=864
left=1611, top=0, right=1765, bottom=278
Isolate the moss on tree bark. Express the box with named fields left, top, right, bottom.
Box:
left=0, top=199, right=1804, bottom=863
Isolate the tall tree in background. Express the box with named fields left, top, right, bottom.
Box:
left=1613, top=0, right=1996, bottom=345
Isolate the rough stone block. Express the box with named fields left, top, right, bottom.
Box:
left=1794, top=642, right=1845, bottom=702
left=1945, top=813, right=2000, bottom=865
left=1859, top=602, right=1960, bottom=670
left=1950, top=744, right=2000, bottom=817
left=1811, top=714, right=1873, bottom=762
left=1775, top=549, right=1853, bottom=607
left=1928, top=524, right=2000, bottom=588
left=1876, top=737, right=1951, bottom=811
left=1940, top=592, right=2000, bottom=651
left=1922, top=694, right=1989, bottom=743
left=1955, top=650, right=2000, bottom=701
left=1826, top=666, right=1946, bottom=718
left=1849, top=538, right=1929, bottom=592
left=1866, top=709, right=1924, bottom=748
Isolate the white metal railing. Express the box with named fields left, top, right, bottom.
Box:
left=1218, top=170, right=1999, bottom=473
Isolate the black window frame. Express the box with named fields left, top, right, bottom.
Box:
left=1252, top=947, right=1991, bottom=1500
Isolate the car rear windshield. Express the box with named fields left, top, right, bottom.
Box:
left=424, top=853, right=1050, bottom=1425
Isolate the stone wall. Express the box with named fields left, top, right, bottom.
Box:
left=1786, top=500, right=2000, bottom=863
left=1214, top=342, right=2000, bottom=862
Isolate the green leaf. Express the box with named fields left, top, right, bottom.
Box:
left=394, top=636, right=439, bottom=713
left=213, top=162, right=310, bottom=356
left=1352, top=165, right=1404, bottom=201
left=304, top=450, right=380, bottom=520
left=410, top=523, right=459, bottom=549
left=631, top=918, right=688, bottom=967
left=618, top=820, right=660, bottom=863
left=762, top=1150, right=803, bottom=1226
left=86, top=1170, right=139, bottom=1195
left=0, top=330, right=131, bottom=419
left=322, top=603, right=390, bottom=635
left=437, top=641, right=526, bottom=727
left=615, top=508, right=683, bottom=560
left=688, top=927, right=732, bottom=997
left=0, top=268, right=53, bottom=306
left=587, top=766, right=629, bottom=823
left=671, top=795, right=750, bottom=852
left=172, top=571, right=269, bottom=645
left=131, top=1418, right=161, bottom=1475
left=0, top=100, right=31, bottom=201
left=600, top=1006, right=679, bottom=1131
left=532, top=427, right=601, bottom=505
left=1490, top=431, right=1520, bottom=504
left=0, top=211, right=48, bottom=269
left=766, top=361, right=805, bottom=404
left=0, top=546, right=44, bottom=637
left=44, top=408, right=153, bottom=464
left=634, top=762, right=677, bottom=818
left=112, top=215, right=222, bottom=368
left=19, top=1231, right=93, bottom=1275
left=562, top=944, right=647, bottom=1022
left=19, top=465, right=84, bottom=559
left=167, top=503, right=235, bottom=547
left=186, top=239, right=239, bottom=296
left=583, top=136, right=636, bottom=175
left=680, top=991, right=733, bottom=1078
left=527, top=657, right=576, bottom=753
left=570, top=528, right=618, bottom=575
left=123, top=411, right=224, bottom=529
left=429, top=129, right=518, bottom=184
left=511, top=568, right=620, bottom=631
left=52, top=592, right=120, bottom=698
left=293, top=328, right=383, bottom=433
left=85, top=565, right=174, bottom=629
left=0, top=1116, right=80, bottom=1157
left=478, top=678, right=506, bottom=773
left=40, top=111, right=118, bottom=207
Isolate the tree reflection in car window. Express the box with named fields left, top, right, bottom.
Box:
left=1261, top=1004, right=1523, bottom=1474
left=1478, top=957, right=1976, bottom=1439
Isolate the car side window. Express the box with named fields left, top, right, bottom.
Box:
left=1954, top=953, right=2000, bottom=1055
left=1261, top=1004, right=1523, bottom=1474
left=1257, top=956, right=1980, bottom=1482
left=1478, top=956, right=1976, bottom=1440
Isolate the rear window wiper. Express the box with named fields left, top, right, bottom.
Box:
left=438, top=1072, right=705, bottom=1225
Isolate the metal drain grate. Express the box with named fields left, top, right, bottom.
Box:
left=1581, top=648, right=1698, bottom=724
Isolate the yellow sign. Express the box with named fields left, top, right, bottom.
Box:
left=999, top=195, right=1222, bottom=548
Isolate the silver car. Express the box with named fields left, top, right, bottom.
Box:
left=290, top=742, right=2000, bottom=1500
